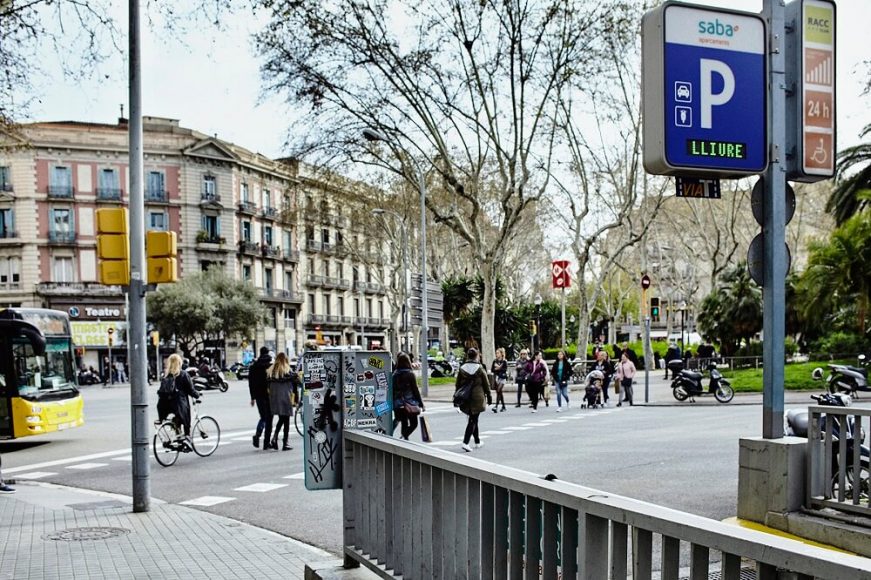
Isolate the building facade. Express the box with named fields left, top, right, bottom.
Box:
left=0, top=117, right=389, bottom=371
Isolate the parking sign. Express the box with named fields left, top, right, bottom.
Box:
left=643, top=2, right=768, bottom=177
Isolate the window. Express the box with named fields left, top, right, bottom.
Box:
left=241, top=182, right=249, bottom=203
left=308, top=293, right=316, bottom=314
left=306, top=226, right=315, bottom=242
left=308, top=258, right=315, bottom=275
left=337, top=297, right=345, bottom=316
left=366, top=268, right=372, bottom=283
left=52, top=208, right=72, bottom=232
left=264, top=267, right=273, bottom=291
left=0, top=208, right=14, bottom=237
left=148, top=211, right=166, bottom=231
left=379, top=301, right=385, bottom=319
left=322, top=261, right=330, bottom=277
left=201, top=215, right=219, bottom=239
left=242, top=221, right=252, bottom=242
left=337, top=262, right=344, bottom=280
left=242, top=265, right=252, bottom=282
left=321, top=228, right=329, bottom=244
left=270, top=307, right=277, bottom=327
left=202, top=175, right=217, bottom=199
left=99, top=168, right=119, bottom=194
left=0, top=257, right=20, bottom=288
left=147, top=171, right=165, bottom=195
left=51, top=166, right=72, bottom=188
left=336, top=231, right=343, bottom=247
left=323, top=294, right=331, bottom=315
left=284, top=270, right=294, bottom=290
left=367, top=298, right=373, bottom=317
left=283, top=229, right=293, bottom=251
left=263, top=189, right=271, bottom=209
left=283, top=193, right=291, bottom=210
left=53, top=257, right=75, bottom=283
left=284, top=307, right=295, bottom=325
left=200, top=261, right=217, bottom=272
left=0, top=166, right=11, bottom=191
left=263, top=225, right=273, bottom=246
left=355, top=298, right=361, bottom=317
left=352, top=266, right=359, bottom=283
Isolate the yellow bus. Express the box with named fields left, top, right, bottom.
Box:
left=0, top=308, right=84, bottom=439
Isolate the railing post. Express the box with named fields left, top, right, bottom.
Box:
left=583, top=514, right=608, bottom=580
left=632, top=527, right=653, bottom=580
left=342, top=438, right=360, bottom=569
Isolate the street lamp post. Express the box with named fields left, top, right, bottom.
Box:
left=362, top=129, right=429, bottom=397
left=372, top=208, right=409, bottom=354
left=534, top=293, right=543, bottom=353
left=679, top=300, right=687, bottom=351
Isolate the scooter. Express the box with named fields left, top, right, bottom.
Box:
left=818, top=354, right=869, bottom=398
left=77, top=369, right=101, bottom=385
left=786, top=389, right=870, bottom=499
left=187, top=366, right=230, bottom=392
left=671, top=362, right=734, bottom=403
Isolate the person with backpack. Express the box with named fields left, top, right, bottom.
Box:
left=249, top=346, right=274, bottom=450
left=393, top=352, right=424, bottom=440
left=455, top=348, right=491, bottom=452
left=616, top=352, right=637, bottom=406
left=267, top=352, right=298, bottom=451
left=513, top=349, right=530, bottom=408
left=550, top=350, right=572, bottom=411
left=157, top=353, right=200, bottom=441
left=490, top=347, right=508, bottom=413
left=527, top=351, right=548, bottom=412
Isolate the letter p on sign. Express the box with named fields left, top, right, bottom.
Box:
left=700, top=59, right=735, bottom=129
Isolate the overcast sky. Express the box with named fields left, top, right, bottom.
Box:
left=19, top=0, right=869, bottom=160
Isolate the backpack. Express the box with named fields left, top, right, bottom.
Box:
left=157, top=375, right=178, bottom=398
left=452, top=365, right=480, bottom=407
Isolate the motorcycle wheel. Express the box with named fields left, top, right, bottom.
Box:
left=831, top=460, right=870, bottom=501
left=220, top=381, right=229, bottom=393
left=715, top=383, right=734, bottom=403
left=673, top=384, right=689, bottom=401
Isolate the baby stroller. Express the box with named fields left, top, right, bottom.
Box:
left=581, top=370, right=604, bottom=409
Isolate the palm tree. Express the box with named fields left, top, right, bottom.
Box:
left=696, top=263, right=762, bottom=356
left=827, top=123, right=871, bottom=225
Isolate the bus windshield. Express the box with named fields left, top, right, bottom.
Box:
left=12, top=337, right=77, bottom=399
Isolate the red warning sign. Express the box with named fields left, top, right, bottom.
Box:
left=551, top=260, right=570, bottom=289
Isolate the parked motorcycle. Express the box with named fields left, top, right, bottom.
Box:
left=786, top=389, right=870, bottom=499
left=428, top=358, right=456, bottom=378
left=186, top=366, right=229, bottom=392
left=230, top=362, right=251, bottom=380
left=77, top=369, right=102, bottom=385
left=818, top=355, right=869, bottom=398
left=671, top=362, right=734, bottom=403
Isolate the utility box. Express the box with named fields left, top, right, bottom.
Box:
left=301, top=349, right=393, bottom=491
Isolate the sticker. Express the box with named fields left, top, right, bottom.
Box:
left=375, top=373, right=388, bottom=389
left=375, top=387, right=387, bottom=402
left=356, top=373, right=366, bottom=382
left=375, top=401, right=391, bottom=416
left=363, top=370, right=374, bottom=380
left=356, top=418, right=377, bottom=429
left=368, top=356, right=385, bottom=369
left=343, top=384, right=356, bottom=394
left=344, top=374, right=356, bottom=386
left=361, top=393, right=376, bottom=410
left=344, top=396, right=356, bottom=410
left=309, top=390, right=324, bottom=406
left=359, top=385, right=375, bottom=395
left=314, top=431, right=327, bottom=444
left=343, top=418, right=357, bottom=429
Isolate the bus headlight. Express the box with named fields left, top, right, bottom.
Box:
left=30, top=406, right=42, bottom=414
left=26, top=415, right=42, bottom=423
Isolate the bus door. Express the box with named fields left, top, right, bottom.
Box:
left=0, top=335, right=12, bottom=439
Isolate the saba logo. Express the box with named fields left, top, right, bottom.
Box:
left=698, top=19, right=739, bottom=37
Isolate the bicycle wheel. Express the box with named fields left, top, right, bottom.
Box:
left=191, top=415, right=220, bottom=457
left=153, top=423, right=180, bottom=467
left=294, top=404, right=304, bottom=436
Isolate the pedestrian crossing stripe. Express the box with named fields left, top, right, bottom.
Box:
left=180, top=496, right=235, bottom=507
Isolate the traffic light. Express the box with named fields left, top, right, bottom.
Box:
left=146, top=231, right=178, bottom=284
left=150, top=331, right=160, bottom=346
left=529, top=320, right=537, bottom=335
left=96, top=208, right=130, bottom=285
left=651, top=297, right=660, bottom=319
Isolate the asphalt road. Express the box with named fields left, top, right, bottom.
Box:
left=1, top=379, right=773, bottom=555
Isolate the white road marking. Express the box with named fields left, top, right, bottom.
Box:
left=180, top=496, right=236, bottom=507
left=283, top=473, right=305, bottom=480
left=66, top=463, right=109, bottom=470
left=13, top=472, right=57, bottom=480
left=503, top=426, right=531, bottom=431
left=428, top=441, right=459, bottom=447
left=541, top=419, right=567, bottom=424
left=481, top=431, right=510, bottom=435
left=218, top=441, right=234, bottom=446
left=112, top=456, right=133, bottom=462
left=232, top=437, right=255, bottom=442
left=234, top=483, right=288, bottom=493
left=523, top=423, right=551, bottom=427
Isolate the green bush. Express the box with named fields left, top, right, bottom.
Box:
left=810, top=332, right=869, bottom=356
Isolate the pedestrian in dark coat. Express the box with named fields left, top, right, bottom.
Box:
left=457, top=348, right=491, bottom=452
left=590, top=351, right=614, bottom=404
left=550, top=350, right=572, bottom=411
left=157, top=353, right=200, bottom=437
left=490, top=348, right=508, bottom=412
left=513, top=349, right=530, bottom=407
left=249, top=346, right=274, bottom=450
left=393, top=352, right=424, bottom=440
left=664, top=343, right=681, bottom=379
left=527, top=352, right=548, bottom=411
left=267, top=352, right=298, bottom=451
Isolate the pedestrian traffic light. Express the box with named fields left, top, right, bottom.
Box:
left=651, top=297, right=660, bottom=319
left=146, top=231, right=178, bottom=284
left=96, top=208, right=130, bottom=286
left=529, top=320, right=537, bottom=335
left=151, top=331, right=160, bottom=346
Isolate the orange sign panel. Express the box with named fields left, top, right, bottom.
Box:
left=804, top=132, right=833, bottom=172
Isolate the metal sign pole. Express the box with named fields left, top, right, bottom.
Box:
left=560, top=287, right=566, bottom=351
left=761, top=0, right=787, bottom=439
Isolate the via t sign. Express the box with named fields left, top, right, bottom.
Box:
left=642, top=2, right=768, bottom=177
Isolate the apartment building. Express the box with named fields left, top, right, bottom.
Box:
left=0, top=117, right=388, bottom=369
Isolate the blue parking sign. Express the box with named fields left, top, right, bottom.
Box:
left=643, top=3, right=768, bottom=177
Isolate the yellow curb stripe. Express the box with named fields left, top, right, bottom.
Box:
left=722, top=517, right=856, bottom=555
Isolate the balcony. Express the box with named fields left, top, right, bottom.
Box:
left=282, top=249, right=300, bottom=263
left=48, top=185, right=74, bottom=199
left=354, top=280, right=384, bottom=294
left=321, top=242, right=335, bottom=255
left=306, top=275, right=324, bottom=287
left=326, top=315, right=341, bottom=325
left=380, top=318, right=392, bottom=327
left=0, top=230, right=19, bottom=240
left=96, top=188, right=122, bottom=201
left=0, top=182, right=12, bottom=193
left=259, top=288, right=304, bottom=304
left=238, top=240, right=260, bottom=255
left=48, top=230, right=76, bottom=244
left=195, top=232, right=228, bottom=252
left=145, top=189, right=168, bottom=203
left=201, top=191, right=221, bottom=203
left=261, top=206, right=278, bottom=221
left=335, top=278, right=351, bottom=290
left=340, top=315, right=353, bottom=325
left=36, top=281, right=123, bottom=297
left=307, top=314, right=326, bottom=325
left=306, top=239, right=322, bottom=252
left=238, top=200, right=257, bottom=215
left=322, top=276, right=340, bottom=289
left=261, top=244, right=281, bottom=259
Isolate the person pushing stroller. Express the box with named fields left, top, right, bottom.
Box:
left=581, top=370, right=605, bottom=409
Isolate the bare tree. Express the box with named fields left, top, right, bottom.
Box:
left=254, top=0, right=637, bottom=362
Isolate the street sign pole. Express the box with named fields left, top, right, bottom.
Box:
left=560, top=287, right=566, bottom=351
left=761, top=0, right=786, bottom=439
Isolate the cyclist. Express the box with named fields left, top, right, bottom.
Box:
left=157, top=353, right=201, bottom=446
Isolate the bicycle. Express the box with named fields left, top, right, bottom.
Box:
left=153, top=399, right=221, bottom=467
left=293, top=388, right=304, bottom=436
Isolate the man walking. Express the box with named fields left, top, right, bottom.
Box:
left=248, top=346, right=274, bottom=450
left=514, top=349, right=530, bottom=408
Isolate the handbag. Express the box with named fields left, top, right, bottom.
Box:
left=614, top=377, right=621, bottom=394
left=420, top=415, right=432, bottom=443
left=402, top=401, right=421, bottom=416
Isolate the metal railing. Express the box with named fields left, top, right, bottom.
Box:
left=48, top=185, right=74, bottom=198
left=261, top=206, right=278, bottom=219
left=343, top=430, right=871, bottom=580
left=145, top=189, right=168, bottom=203
left=48, top=230, right=76, bottom=244
left=283, top=249, right=300, bottom=262
left=96, top=187, right=122, bottom=200
left=807, top=404, right=871, bottom=518
left=238, top=200, right=257, bottom=214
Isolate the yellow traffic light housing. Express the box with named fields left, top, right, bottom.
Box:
left=146, top=231, right=178, bottom=284
left=96, top=208, right=130, bottom=285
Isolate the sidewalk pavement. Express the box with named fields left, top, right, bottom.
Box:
left=0, top=482, right=332, bottom=580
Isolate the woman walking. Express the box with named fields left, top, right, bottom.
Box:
left=267, top=352, right=298, bottom=450
left=616, top=352, right=637, bottom=406
left=490, top=348, right=508, bottom=412
left=527, top=351, right=548, bottom=412
left=457, top=348, right=491, bottom=452
left=550, top=350, right=572, bottom=411
left=393, top=353, right=424, bottom=440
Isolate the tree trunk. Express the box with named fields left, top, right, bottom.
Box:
left=576, top=286, right=590, bottom=363
left=480, top=264, right=497, bottom=366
